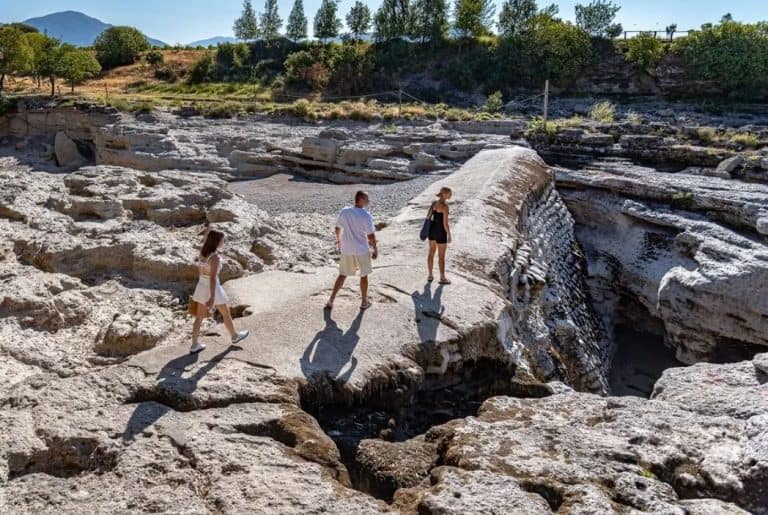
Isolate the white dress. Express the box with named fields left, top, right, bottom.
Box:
left=192, top=253, right=229, bottom=306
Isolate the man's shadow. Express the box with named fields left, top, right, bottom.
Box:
left=123, top=345, right=239, bottom=441
left=300, top=309, right=364, bottom=384
left=412, top=283, right=445, bottom=344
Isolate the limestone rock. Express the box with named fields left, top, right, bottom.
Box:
left=716, top=155, right=745, bottom=177
left=94, top=310, right=174, bottom=357
left=54, top=131, right=85, bottom=167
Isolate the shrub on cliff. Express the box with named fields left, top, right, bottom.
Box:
left=626, top=33, right=665, bottom=72
left=675, top=21, right=768, bottom=97
left=188, top=52, right=216, bottom=83
left=94, top=26, right=150, bottom=69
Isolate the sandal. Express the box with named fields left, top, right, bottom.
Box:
left=360, top=301, right=372, bottom=311
left=324, top=303, right=333, bottom=310
left=438, top=279, right=452, bottom=285
left=427, top=276, right=434, bottom=283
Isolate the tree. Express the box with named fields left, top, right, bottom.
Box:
left=374, top=0, right=412, bottom=41
left=721, top=13, right=733, bottom=23
left=0, top=26, right=34, bottom=92
left=575, top=0, right=621, bottom=38
left=498, top=0, right=537, bottom=37
left=25, top=32, right=54, bottom=87
left=410, top=0, right=449, bottom=43
left=453, top=0, right=496, bottom=39
left=314, top=0, right=342, bottom=43
left=94, top=26, right=150, bottom=69
left=260, top=0, right=283, bottom=43
left=346, top=1, right=372, bottom=41
left=286, top=0, right=308, bottom=41
left=540, top=3, right=559, bottom=18
left=234, top=0, right=260, bottom=40
left=37, top=40, right=65, bottom=96
left=56, top=46, right=101, bottom=93
left=665, top=23, right=678, bottom=40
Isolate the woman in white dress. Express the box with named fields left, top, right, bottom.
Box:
left=190, top=230, right=249, bottom=353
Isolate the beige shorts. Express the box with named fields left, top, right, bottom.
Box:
left=339, top=253, right=373, bottom=277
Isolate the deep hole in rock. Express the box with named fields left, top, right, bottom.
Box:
left=300, top=358, right=553, bottom=502
left=7, top=436, right=119, bottom=480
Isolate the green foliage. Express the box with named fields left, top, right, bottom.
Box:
left=0, top=26, right=34, bottom=90
left=675, top=21, right=768, bottom=97
left=588, top=100, right=615, bottom=122
left=234, top=0, right=261, bottom=40
left=499, top=15, right=595, bottom=87
left=696, top=127, right=715, bottom=143
left=671, top=191, right=694, bottom=210
left=374, top=0, right=411, bottom=42
left=314, top=0, right=342, bottom=42
left=575, top=0, right=622, bottom=38
left=154, top=65, right=178, bottom=82
left=347, top=1, right=372, bottom=40
left=286, top=0, right=309, bottom=41
left=730, top=132, right=760, bottom=148
left=284, top=47, right=330, bottom=90
left=145, top=49, right=165, bottom=67
left=260, top=0, right=283, bottom=42
left=292, top=98, right=312, bottom=117
left=410, top=0, right=450, bottom=43
left=453, top=0, right=496, bottom=38
left=498, top=0, right=537, bottom=37
left=525, top=117, right=556, bottom=139
left=215, top=43, right=252, bottom=79
left=94, top=26, right=150, bottom=69
left=328, top=43, right=375, bottom=94
left=57, top=47, right=101, bottom=93
left=626, top=33, right=664, bottom=71
left=188, top=52, right=216, bottom=83
left=484, top=90, right=504, bottom=112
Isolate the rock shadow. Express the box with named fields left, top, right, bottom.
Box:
left=412, top=283, right=445, bottom=344
left=300, top=309, right=364, bottom=384
left=122, top=345, right=239, bottom=441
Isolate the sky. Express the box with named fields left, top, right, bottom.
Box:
left=3, top=0, right=768, bottom=44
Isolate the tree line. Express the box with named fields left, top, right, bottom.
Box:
left=233, top=0, right=625, bottom=43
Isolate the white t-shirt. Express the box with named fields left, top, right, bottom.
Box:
left=336, top=206, right=375, bottom=256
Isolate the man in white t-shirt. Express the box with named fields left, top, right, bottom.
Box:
left=326, top=191, right=379, bottom=310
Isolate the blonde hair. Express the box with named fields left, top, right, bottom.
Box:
left=436, top=187, right=453, bottom=198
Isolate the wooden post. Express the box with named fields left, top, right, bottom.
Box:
left=104, top=82, right=109, bottom=100
left=543, top=80, right=550, bottom=123
left=397, top=89, right=402, bottom=119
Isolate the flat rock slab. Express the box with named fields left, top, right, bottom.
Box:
left=129, top=148, right=549, bottom=400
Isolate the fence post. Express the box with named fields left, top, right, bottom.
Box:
left=104, top=82, right=109, bottom=100
left=543, top=80, right=550, bottom=123
left=397, top=89, right=402, bottom=119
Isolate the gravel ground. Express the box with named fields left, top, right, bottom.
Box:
left=229, top=172, right=451, bottom=219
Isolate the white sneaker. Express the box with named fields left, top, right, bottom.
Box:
left=231, top=330, right=249, bottom=344
left=190, top=342, right=206, bottom=354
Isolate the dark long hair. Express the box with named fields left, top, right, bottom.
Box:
left=200, top=230, right=224, bottom=259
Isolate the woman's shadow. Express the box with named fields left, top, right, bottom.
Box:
left=300, top=309, right=364, bottom=384
left=123, top=345, right=240, bottom=441
left=412, top=283, right=445, bottom=344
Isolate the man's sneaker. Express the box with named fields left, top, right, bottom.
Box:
left=190, top=342, right=206, bottom=354
left=232, top=330, right=250, bottom=344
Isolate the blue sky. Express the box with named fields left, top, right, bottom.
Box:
left=4, top=0, right=768, bottom=44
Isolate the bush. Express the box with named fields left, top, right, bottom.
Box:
left=94, top=26, right=150, bottom=69
left=500, top=16, right=595, bottom=88
left=696, top=127, right=716, bottom=144
left=626, top=33, right=665, bottom=72
left=588, top=100, right=615, bottom=122
left=675, top=21, right=768, bottom=97
left=284, top=48, right=330, bottom=91
left=327, top=43, right=376, bottom=95
left=188, top=53, right=216, bottom=83
left=625, top=110, right=643, bottom=124
left=154, top=66, right=178, bottom=82
left=291, top=98, right=313, bottom=117
left=730, top=132, right=760, bottom=148
left=215, top=42, right=251, bottom=80
left=145, top=49, right=164, bottom=67
left=484, top=90, right=503, bottom=113
left=525, top=117, right=557, bottom=140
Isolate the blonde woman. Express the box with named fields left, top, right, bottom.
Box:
left=427, top=187, right=453, bottom=285
left=190, top=230, right=249, bottom=354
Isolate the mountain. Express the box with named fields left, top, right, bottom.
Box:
left=22, top=11, right=167, bottom=47
left=188, top=36, right=238, bottom=47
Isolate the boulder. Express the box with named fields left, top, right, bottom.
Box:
left=54, top=131, right=85, bottom=167
left=716, top=155, right=745, bottom=177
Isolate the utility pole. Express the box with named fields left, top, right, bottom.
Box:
left=543, top=80, right=550, bottom=123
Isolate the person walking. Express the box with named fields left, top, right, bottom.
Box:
left=326, top=191, right=379, bottom=311
left=427, top=187, right=453, bottom=285
left=190, top=229, right=249, bottom=354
